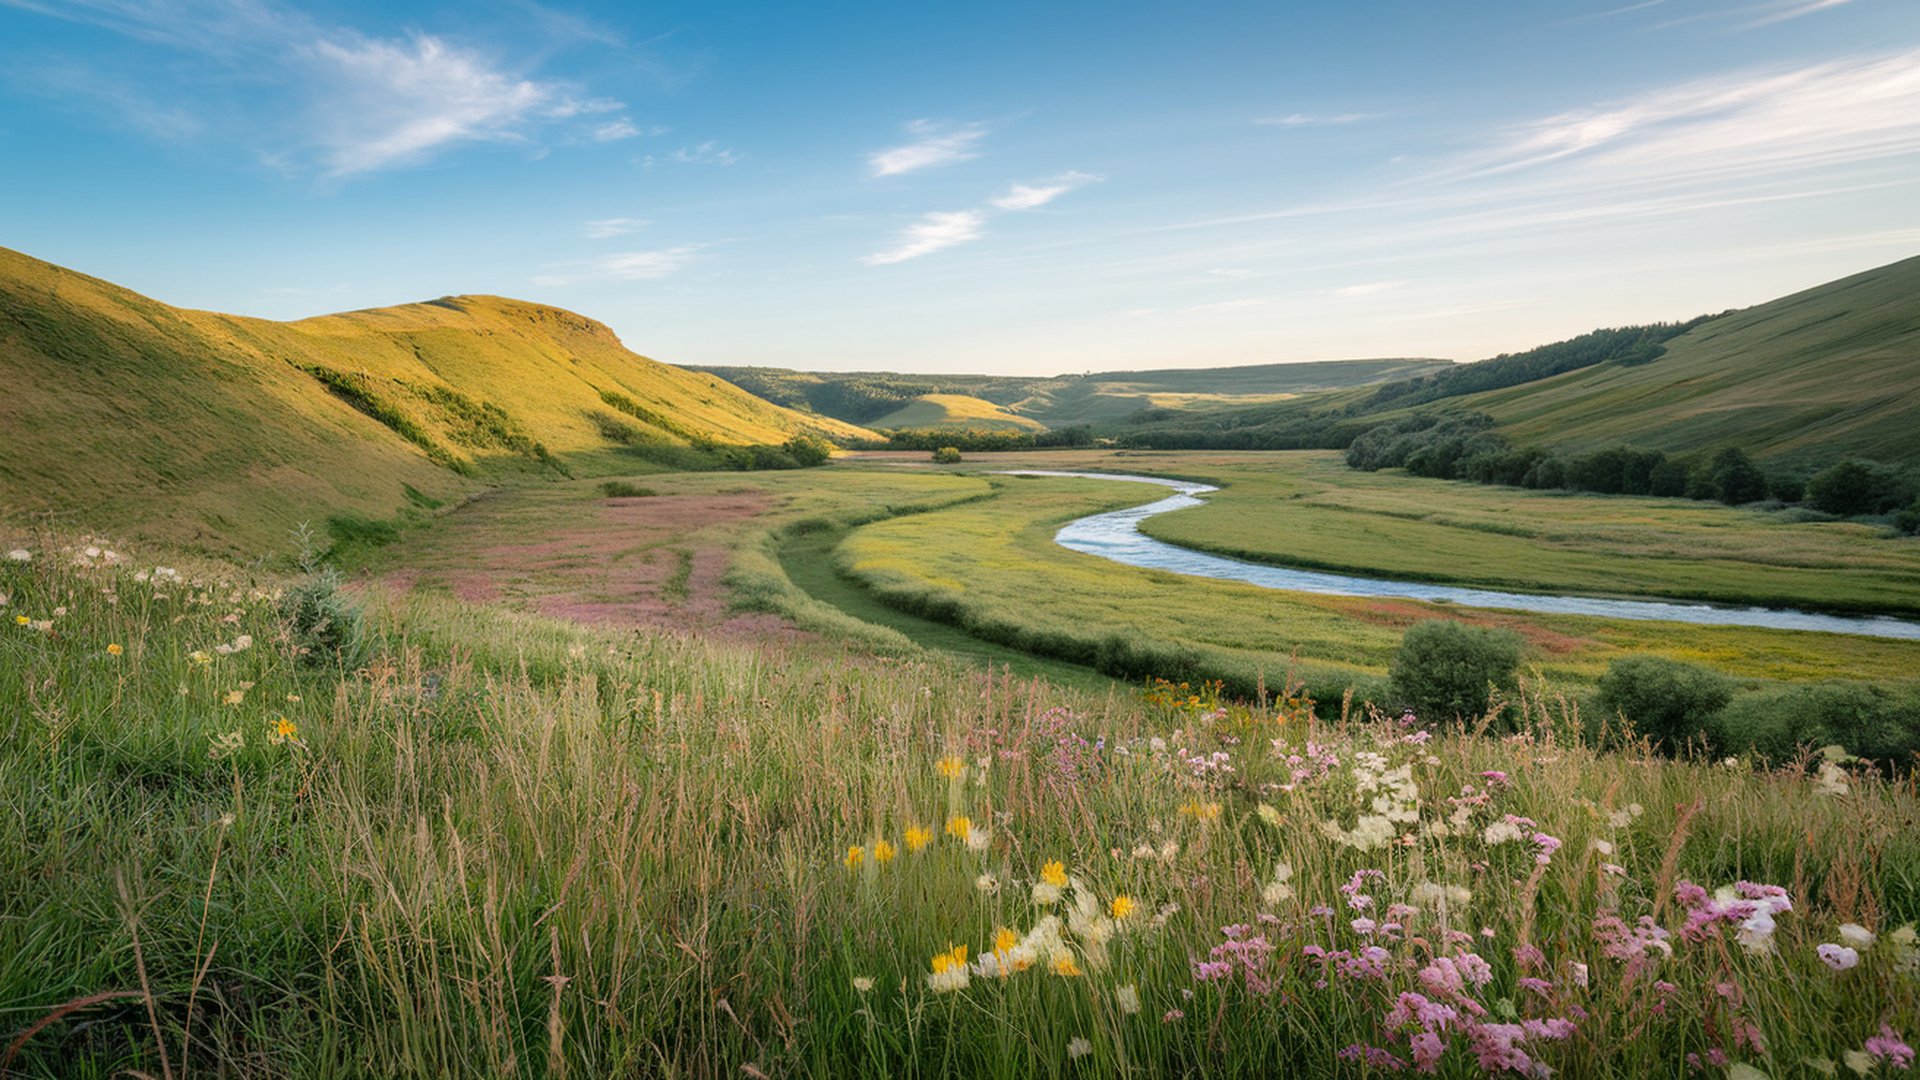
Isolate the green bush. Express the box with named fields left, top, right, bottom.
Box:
left=782, top=435, right=833, bottom=467
left=1715, top=681, right=1920, bottom=765
left=280, top=568, right=369, bottom=669
left=1388, top=620, right=1522, bottom=723
left=599, top=480, right=657, bottom=498
left=1806, top=459, right=1910, bottom=516
left=1594, top=655, right=1733, bottom=749
left=932, top=446, right=963, bottom=464
left=1896, top=499, right=1920, bottom=535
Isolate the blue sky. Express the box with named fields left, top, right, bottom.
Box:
left=2, top=1, right=1917, bottom=374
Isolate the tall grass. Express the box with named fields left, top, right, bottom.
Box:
left=1, top=540, right=1916, bottom=1077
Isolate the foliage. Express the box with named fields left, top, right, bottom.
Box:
left=932, top=446, right=963, bottom=464
left=1716, top=681, right=1920, bottom=765
left=1388, top=620, right=1523, bottom=723
left=1594, top=656, right=1734, bottom=750
left=598, top=480, right=657, bottom=498
left=1806, top=459, right=1913, bottom=517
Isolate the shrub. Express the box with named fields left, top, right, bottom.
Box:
left=1594, top=656, right=1733, bottom=750
left=1388, top=620, right=1522, bottom=723
left=280, top=568, right=369, bottom=669
left=932, top=446, right=963, bottom=464
left=1714, top=681, right=1920, bottom=765
left=1806, top=459, right=1910, bottom=517
left=1702, top=447, right=1769, bottom=505
left=1896, top=499, right=1920, bottom=535
left=782, top=435, right=833, bottom=467
left=599, top=480, right=657, bottom=498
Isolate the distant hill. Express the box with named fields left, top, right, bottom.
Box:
left=867, top=393, right=1047, bottom=432
left=1113, top=253, right=1920, bottom=470
left=0, top=247, right=871, bottom=553
left=684, top=358, right=1451, bottom=431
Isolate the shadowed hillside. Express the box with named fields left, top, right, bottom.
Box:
left=0, top=247, right=871, bottom=552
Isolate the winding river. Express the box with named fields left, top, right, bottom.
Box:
left=1000, top=470, right=1920, bottom=641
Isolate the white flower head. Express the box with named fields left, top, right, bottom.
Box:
left=1837, top=923, right=1875, bottom=950
left=1116, top=984, right=1141, bottom=1015
left=1067, top=1037, right=1092, bottom=1060
left=6, top=549, right=31, bottom=562
left=852, top=976, right=875, bottom=993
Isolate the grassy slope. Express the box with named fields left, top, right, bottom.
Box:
left=1453, top=254, right=1920, bottom=466
left=0, top=246, right=872, bottom=553
left=1136, top=452, right=1920, bottom=616
left=5, top=546, right=1917, bottom=1077
left=867, top=392, right=1048, bottom=432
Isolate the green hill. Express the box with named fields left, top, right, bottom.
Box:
left=684, top=358, right=1451, bottom=430
left=0, top=247, right=871, bottom=553
left=867, top=393, right=1048, bottom=432
left=1113, top=253, right=1920, bottom=469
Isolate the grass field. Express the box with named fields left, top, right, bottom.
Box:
left=4, top=541, right=1917, bottom=1078
left=827, top=465, right=1920, bottom=701
left=1130, top=452, right=1920, bottom=616
left=868, top=394, right=1048, bottom=432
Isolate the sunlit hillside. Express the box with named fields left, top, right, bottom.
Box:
left=0, top=247, right=871, bottom=552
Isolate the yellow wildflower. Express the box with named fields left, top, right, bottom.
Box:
left=927, top=943, right=971, bottom=992
left=904, top=825, right=932, bottom=852
left=12, top=615, right=27, bottom=626
left=994, top=926, right=1019, bottom=955
left=1109, top=895, right=1137, bottom=921
left=946, top=815, right=972, bottom=840
left=1041, top=860, right=1069, bottom=888
left=106, top=643, right=123, bottom=656
left=935, top=755, right=967, bottom=779
left=845, top=845, right=865, bottom=870
left=1180, top=799, right=1222, bottom=823
left=873, top=839, right=896, bottom=864
left=268, top=716, right=299, bottom=746
left=1050, top=952, right=1084, bottom=977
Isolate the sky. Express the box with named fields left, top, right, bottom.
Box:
left=2, top=1, right=1918, bottom=375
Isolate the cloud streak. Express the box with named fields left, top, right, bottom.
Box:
left=868, top=119, right=987, bottom=177
left=1254, top=112, right=1379, bottom=127
left=862, top=210, right=986, bottom=265
left=531, top=245, right=702, bottom=285
left=990, top=171, right=1101, bottom=210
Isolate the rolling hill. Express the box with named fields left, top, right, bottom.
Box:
left=0, top=247, right=871, bottom=553
left=1112, top=253, right=1920, bottom=469
left=866, top=393, right=1047, bottom=432
left=685, top=358, right=1451, bottom=431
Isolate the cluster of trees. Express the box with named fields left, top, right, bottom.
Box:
left=1362, top=319, right=1709, bottom=411
left=1344, top=413, right=1920, bottom=525
left=1386, top=623, right=1920, bottom=766
left=856, top=426, right=1098, bottom=452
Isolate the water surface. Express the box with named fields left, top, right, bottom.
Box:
left=999, top=470, right=1920, bottom=641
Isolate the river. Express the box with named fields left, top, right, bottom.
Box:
left=999, top=470, right=1920, bottom=641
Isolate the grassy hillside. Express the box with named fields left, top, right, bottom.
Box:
left=685, top=358, right=1451, bottom=430
left=1460, top=254, right=1920, bottom=467
left=1114, top=254, right=1920, bottom=469
left=0, top=247, right=871, bottom=553
left=868, top=392, right=1048, bottom=432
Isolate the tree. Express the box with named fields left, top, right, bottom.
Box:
left=1389, top=621, right=1523, bottom=723
left=931, top=446, right=963, bottom=464
left=1806, top=459, right=1907, bottom=516
left=1595, top=656, right=1733, bottom=750
left=1705, top=447, right=1768, bottom=505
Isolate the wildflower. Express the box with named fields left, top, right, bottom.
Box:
left=845, top=846, right=865, bottom=870
left=224, top=688, right=248, bottom=706
left=268, top=716, right=299, bottom=746
left=1179, top=799, right=1221, bottom=823
left=927, top=944, right=970, bottom=993
left=107, top=643, right=123, bottom=656
left=946, top=815, right=971, bottom=841
left=12, top=615, right=26, bottom=626
left=1814, top=761, right=1850, bottom=797
left=935, top=755, right=967, bottom=779
left=873, top=839, right=896, bottom=864
left=188, top=650, right=211, bottom=666
left=1116, top=984, right=1140, bottom=1015
left=852, top=976, right=875, bottom=993
left=1863, top=1026, right=1913, bottom=1069
left=1838, top=923, right=1875, bottom=949
left=1163, top=1009, right=1184, bottom=1023
left=1256, top=803, right=1281, bottom=826
left=1067, top=1037, right=1092, bottom=1060
left=904, top=825, right=932, bottom=852
left=1041, top=860, right=1069, bottom=888
left=1109, top=895, right=1137, bottom=921
left=1817, top=944, right=1859, bottom=971
left=208, top=729, right=245, bottom=760
left=975, top=873, right=1000, bottom=894
left=6, top=549, right=30, bottom=562
left=965, top=824, right=990, bottom=851
left=286, top=693, right=302, bottom=703
left=1051, top=952, right=1084, bottom=977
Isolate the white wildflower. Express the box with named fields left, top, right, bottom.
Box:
left=1067, top=1037, right=1092, bottom=1060
left=1838, top=923, right=1875, bottom=950
left=6, top=549, right=30, bottom=562
left=852, top=976, right=875, bottom=993
left=1116, top=984, right=1141, bottom=1015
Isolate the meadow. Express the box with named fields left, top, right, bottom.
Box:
left=3, top=539, right=1917, bottom=1078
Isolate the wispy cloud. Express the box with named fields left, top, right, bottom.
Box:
left=1741, top=0, right=1852, bottom=27
left=1254, top=112, right=1379, bottom=127
left=2, top=0, right=635, bottom=177
left=862, top=210, right=986, bottom=266
left=583, top=217, right=648, bottom=239
left=1333, top=281, right=1405, bottom=297
left=644, top=139, right=742, bottom=167
left=990, top=170, right=1101, bottom=210
left=531, top=245, right=702, bottom=285
left=869, top=119, right=987, bottom=177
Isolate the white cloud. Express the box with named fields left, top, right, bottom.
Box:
left=533, top=245, right=701, bottom=285
left=642, top=140, right=743, bottom=168
left=583, top=217, right=648, bottom=239
left=591, top=118, right=641, bottom=142
left=863, top=210, right=986, bottom=265
left=1742, top=0, right=1852, bottom=27
left=1334, top=281, right=1404, bottom=297
left=1255, top=112, right=1378, bottom=127
left=869, top=119, right=987, bottom=177
left=990, top=170, right=1101, bottom=210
